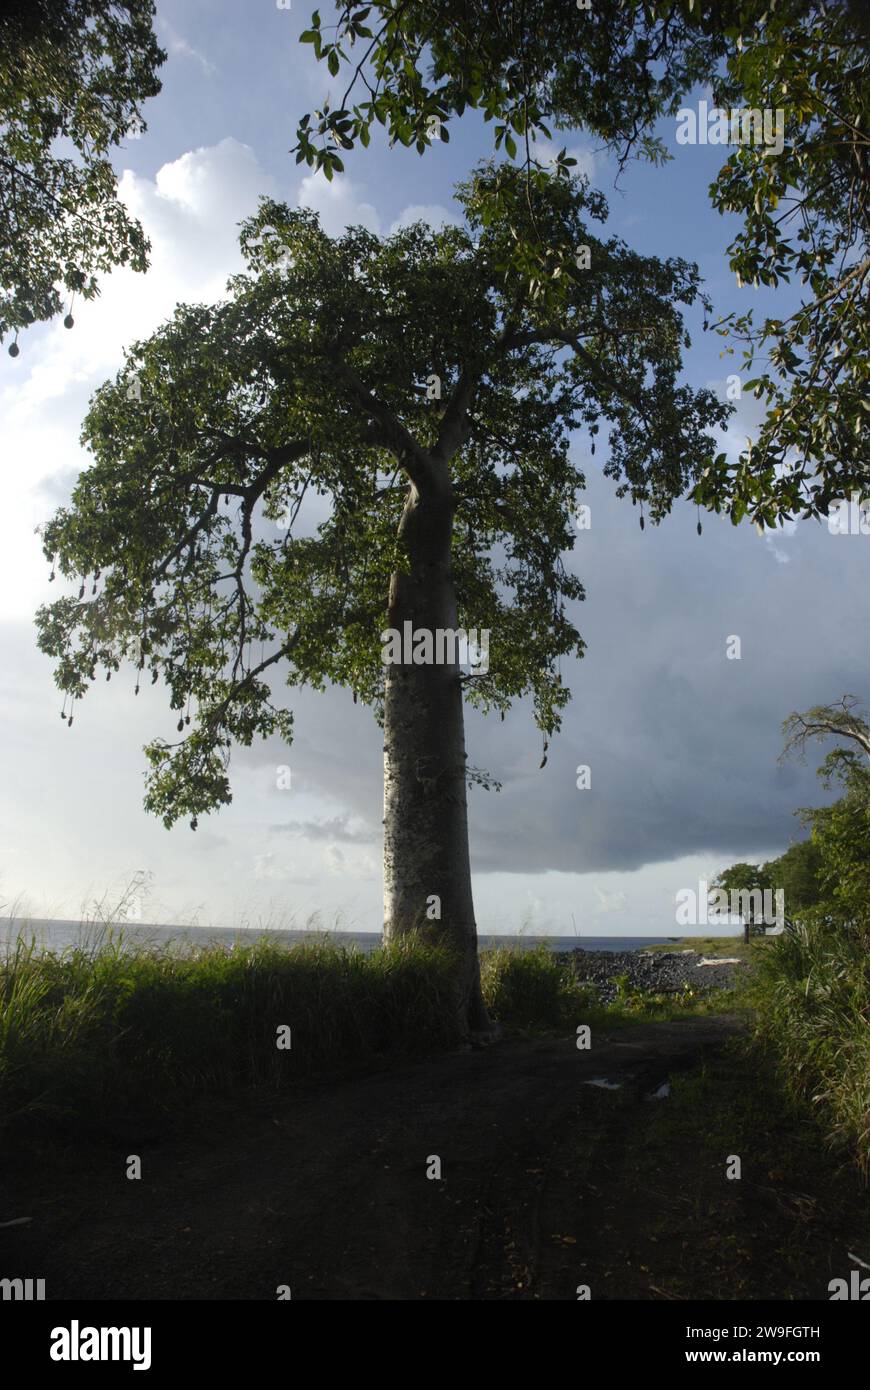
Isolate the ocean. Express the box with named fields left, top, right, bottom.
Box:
left=0, top=919, right=693, bottom=957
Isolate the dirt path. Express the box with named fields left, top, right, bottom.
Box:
left=1, top=1015, right=863, bottom=1300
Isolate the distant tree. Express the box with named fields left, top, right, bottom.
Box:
left=0, top=0, right=165, bottom=349
left=295, top=1, right=869, bottom=525
left=35, top=169, right=728, bottom=1034
left=712, top=861, right=775, bottom=943
left=762, top=838, right=824, bottom=923
left=719, top=697, right=870, bottom=939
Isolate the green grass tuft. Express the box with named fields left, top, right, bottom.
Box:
left=743, top=918, right=869, bottom=1173
left=0, top=931, right=460, bottom=1134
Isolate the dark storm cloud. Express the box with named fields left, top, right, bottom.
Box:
left=238, top=454, right=868, bottom=878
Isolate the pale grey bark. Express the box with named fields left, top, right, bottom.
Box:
left=382, top=466, right=490, bottom=1035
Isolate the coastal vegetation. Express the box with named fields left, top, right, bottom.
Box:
left=713, top=697, right=870, bottom=1173
left=0, top=930, right=732, bottom=1140
left=2, top=701, right=865, bottom=1173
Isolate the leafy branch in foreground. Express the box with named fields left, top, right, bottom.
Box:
left=293, top=1, right=868, bottom=525
left=0, top=0, right=165, bottom=346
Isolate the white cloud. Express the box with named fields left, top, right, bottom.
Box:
left=168, top=36, right=217, bottom=77
left=389, top=204, right=460, bottom=234
left=297, top=170, right=380, bottom=236
left=158, top=16, right=217, bottom=77
left=0, top=138, right=278, bottom=622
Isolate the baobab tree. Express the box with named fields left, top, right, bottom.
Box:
left=36, top=165, right=730, bottom=1033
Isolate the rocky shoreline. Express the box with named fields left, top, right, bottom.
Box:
left=554, top=948, right=745, bottom=1004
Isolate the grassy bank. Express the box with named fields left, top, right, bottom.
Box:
left=640, top=935, right=755, bottom=958
left=644, top=926, right=868, bottom=1172
left=0, top=933, right=461, bottom=1134
left=744, top=920, right=869, bottom=1173
left=1, top=934, right=731, bottom=1138
left=4, top=929, right=864, bottom=1172
left=480, top=942, right=740, bottom=1027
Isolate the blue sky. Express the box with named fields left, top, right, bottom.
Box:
left=0, top=0, right=865, bottom=937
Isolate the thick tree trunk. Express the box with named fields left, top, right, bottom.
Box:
left=382, top=473, right=491, bottom=1037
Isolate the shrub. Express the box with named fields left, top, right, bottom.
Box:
left=745, top=915, right=870, bottom=1172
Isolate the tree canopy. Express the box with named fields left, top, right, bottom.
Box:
left=712, top=859, right=775, bottom=940
left=764, top=838, right=823, bottom=919
left=781, top=694, right=870, bottom=782
left=717, top=694, right=870, bottom=934
left=0, top=0, right=165, bottom=347
left=294, top=1, right=869, bottom=525
left=784, top=695, right=870, bottom=927
left=697, top=0, right=869, bottom=525
left=36, top=166, right=729, bottom=828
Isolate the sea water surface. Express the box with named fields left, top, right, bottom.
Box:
left=1, top=918, right=688, bottom=957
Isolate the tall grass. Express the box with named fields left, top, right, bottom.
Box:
left=0, top=930, right=750, bottom=1141
left=0, top=932, right=460, bottom=1133
left=480, top=943, right=601, bottom=1029
left=744, top=917, right=870, bottom=1172
left=478, top=942, right=724, bottom=1028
